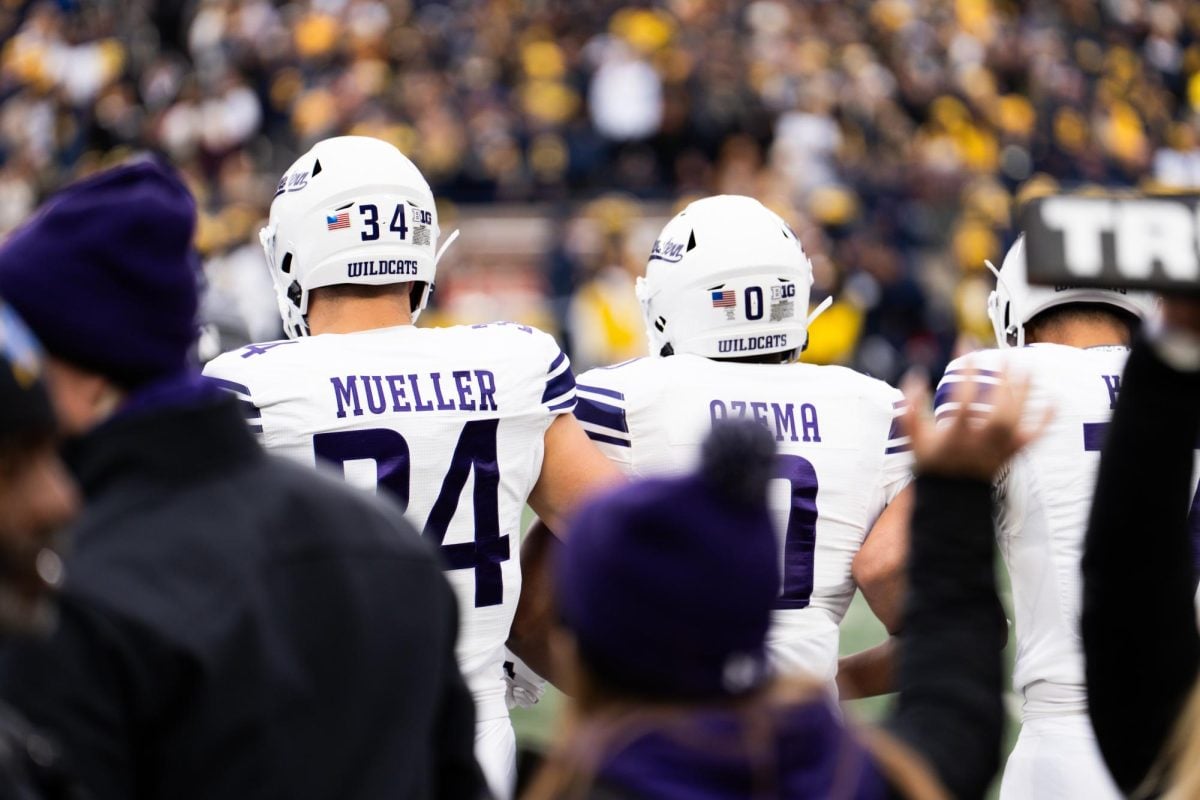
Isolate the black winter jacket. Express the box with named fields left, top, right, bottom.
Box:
left=0, top=397, right=483, bottom=800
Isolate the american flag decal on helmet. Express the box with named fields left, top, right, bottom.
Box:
left=711, top=290, right=736, bottom=308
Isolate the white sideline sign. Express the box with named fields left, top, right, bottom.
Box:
left=1022, top=195, right=1200, bottom=291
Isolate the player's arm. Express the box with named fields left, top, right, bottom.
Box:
left=838, top=486, right=912, bottom=699
left=855, top=363, right=1004, bottom=620
left=512, top=356, right=627, bottom=685
left=526, top=413, right=625, bottom=534
left=507, top=518, right=562, bottom=686
left=512, top=416, right=623, bottom=684
left=851, top=484, right=913, bottom=634
left=837, top=638, right=896, bottom=700
left=837, top=389, right=918, bottom=699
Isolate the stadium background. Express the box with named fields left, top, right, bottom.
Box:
left=2, top=0, right=1196, bottom=795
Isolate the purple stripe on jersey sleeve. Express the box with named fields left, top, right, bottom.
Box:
left=577, top=383, right=626, bottom=401
left=575, top=396, right=629, bottom=433
left=585, top=430, right=631, bottom=448
left=541, top=362, right=576, bottom=405
left=548, top=350, right=567, bottom=374
left=206, top=376, right=252, bottom=397
left=933, top=380, right=995, bottom=411
left=548, top=397, right=576, bottom=412
left=205, top=376, right=260, bottom=421
left=884, top=443, right=912, bottom=455
left=944, top=367, right=1001, bottom=378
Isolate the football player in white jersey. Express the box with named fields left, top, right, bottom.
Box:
left=930, top=236, right=1167, bottom=800
left=203, top=136, right=620, bottom=799
left=572, top=195, right=913, bottom=690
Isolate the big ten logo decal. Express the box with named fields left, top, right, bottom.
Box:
left=768, top=282, right=796, bottom=322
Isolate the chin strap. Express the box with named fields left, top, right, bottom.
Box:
left=435, top=228, right=460, bottom=266
left=984, top=258, right=1022, bottom=347
left=806, top=295, right=834, bottom=327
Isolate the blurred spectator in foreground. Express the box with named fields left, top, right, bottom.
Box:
left=0, top=300, right=80, bottom=799
left=529, top=373, right=1048, bottom=798
left=0, top=160, right=485, bottom=800
left=1082, top=296, right=1200, bottom=798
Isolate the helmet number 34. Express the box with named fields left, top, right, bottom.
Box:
left=358, top=203, right=423, bottom=242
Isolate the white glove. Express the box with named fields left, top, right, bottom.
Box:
left=503, top=652, right=547, bottom=710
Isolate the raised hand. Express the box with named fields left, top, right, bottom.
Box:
left=902, top=367, right=1052, bottom=481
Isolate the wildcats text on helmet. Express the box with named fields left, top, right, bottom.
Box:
left=347, top=259, right=419, bottom=278
left=716, top=334, right=789, bottom=354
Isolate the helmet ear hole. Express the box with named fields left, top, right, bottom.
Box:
left=281, top=252, right=293, bottom=274
left=654, top=316, right=666, bottom=333
left=686, top=231, right=697, bottom=252
left=287, top=281, right=302, bottom=308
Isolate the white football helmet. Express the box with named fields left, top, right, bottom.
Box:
left=260, top=136, right=455, bottom=337
left=986, top=235, right=1155, bottom=348
left=637, top=195, right=830, bottom=360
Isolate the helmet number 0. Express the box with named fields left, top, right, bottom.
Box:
left=358, top=203, right=409, bottom=242
left=745, top=286, right=764, bottom=320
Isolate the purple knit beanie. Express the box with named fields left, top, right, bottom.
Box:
left=557, top=421, right=781, bottom=700
left=0, top=159, right=200, bottom=387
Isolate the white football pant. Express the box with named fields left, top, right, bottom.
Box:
left=1000, top=714, right=1122, bottom=800
left=476, top=716, right=517, bottom=800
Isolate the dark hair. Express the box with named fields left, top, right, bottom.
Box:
left=661, top=340, right=805, bottom=363
left=711, top=349, right=799, bottom=365
left=1024, top=303, right=1139, bottom=345
left=311, top=282, right=427, bottom=313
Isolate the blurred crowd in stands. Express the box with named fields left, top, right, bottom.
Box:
left=2, top=0, right=1200, bottom=379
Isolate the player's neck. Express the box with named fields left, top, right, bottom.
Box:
left=307, top=295, right=413, bottom=335
left=1028, top=320, right=1130, bottom=349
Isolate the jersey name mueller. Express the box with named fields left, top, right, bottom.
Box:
left=329, top=370, right=499, bottom=418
